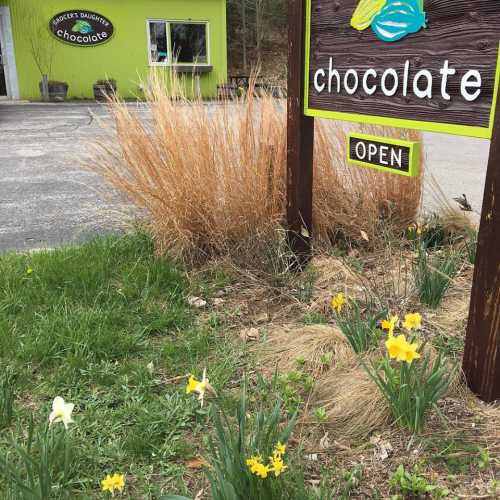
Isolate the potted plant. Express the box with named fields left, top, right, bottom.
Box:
left=93, top=79, right=117, bottom=101
left=38, top=81, right=69, bottom=102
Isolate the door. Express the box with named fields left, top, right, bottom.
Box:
left=0, top=6, right=19, bottom=99
left=0, top=37, right=8, bottom=97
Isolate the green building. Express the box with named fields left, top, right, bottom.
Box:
left=0, top=0, right=228, bottom=100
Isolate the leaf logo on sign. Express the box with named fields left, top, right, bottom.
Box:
left=351, top=0, right=427, bottom=42
left=72, top=20, right=94, bottom=34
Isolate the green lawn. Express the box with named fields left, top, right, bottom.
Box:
left=0, top=234, right=241, bottom=498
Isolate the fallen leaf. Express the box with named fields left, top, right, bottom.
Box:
left=187, top=296, right=207, bottom=308
left=301, top=226, right=310, bottom=238
left=360, top=230, right=369, bottom=241
left=240, top=327, right=260, bottom=342
left=187, top=456, right=208, bottom=469
left=212, top=298, right=224, bottom=306
left=305, top=453, right=318, bottom=461
left=319, top=432, right=330, bottom=450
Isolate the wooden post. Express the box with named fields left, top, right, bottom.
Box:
left=462, top=90, right=500, bottom=403
left=287, top=0, right=314, bottom=268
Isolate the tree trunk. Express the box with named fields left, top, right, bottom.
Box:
left=242, top=0, right=247, bottom=73
left=255, top=0, right=264, bottom=66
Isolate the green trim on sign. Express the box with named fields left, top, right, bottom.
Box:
left=347, top=133, right=419, bottom=177
left=303, top=0, right=500, bottom=140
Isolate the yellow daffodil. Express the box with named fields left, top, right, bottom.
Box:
left=401, top=341, right=421, bottom=364
left=385, top=334, right=408, bottom=361
left=247, top=442, right=288, bottom=479
left=101, top=473, right=125, bottom=496
left=26, top=267, right=33, bottom=275
left=48, top=396, right=74, bottom=429
left=186, top=375, right=199, bottom=394
left=269, top=455, right=287, bottom=477
left=185, top=369, right=216, bottom=407
left=381, top=315, right=399, bottom=336
left=274, top=442, right=286, bottom=457
left=331, top=293, right=346, bottom=314
left=246, top=456, right=271, bottom=478
left=402, top=312, right=422, bottom=331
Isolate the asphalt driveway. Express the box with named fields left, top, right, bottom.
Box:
left=0, top=102, right=129, bottom=252
left=0, top=102, right=491, bottom=253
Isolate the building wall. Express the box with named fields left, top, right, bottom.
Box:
left=0, top=0, right=227, bottom=99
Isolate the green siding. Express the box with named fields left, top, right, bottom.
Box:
left=1, top=0, right=227, bottom=99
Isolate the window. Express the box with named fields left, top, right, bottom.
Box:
left=149, top=21, right=168, bottom=63
left=147, top=21, right=209, bottom=66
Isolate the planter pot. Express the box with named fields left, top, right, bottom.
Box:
left=39, top=81, right=69, bottom=102
left=93, top=80, right=117, bottom=101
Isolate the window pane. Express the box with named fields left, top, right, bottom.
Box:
left=170, top=23, right=207, bottom=64
left=149, top=21, right=168, bottom=63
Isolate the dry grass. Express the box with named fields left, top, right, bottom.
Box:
left=257, top=324, right=356, bottom=377
left=307, top=361, right=392, bottom=437
left=91, top=71, right=423, bottom=265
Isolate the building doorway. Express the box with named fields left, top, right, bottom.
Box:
left=0, top=38, right=8, bottom=97
left=0, top=6, right=19, bottom=100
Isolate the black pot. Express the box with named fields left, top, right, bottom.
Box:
left=39, top=81, right=69, bottom=102
left=93, top=80, right=117, bottom=101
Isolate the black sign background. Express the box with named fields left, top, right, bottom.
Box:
left=349, top=136, right=411, bottom=172
left=50, top=11, right=114, bottom=47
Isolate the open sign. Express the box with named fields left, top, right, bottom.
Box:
left=347, top=133, right=419, bottom=177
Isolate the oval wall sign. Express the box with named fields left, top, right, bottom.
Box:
left=50, top=11, right=114, bottom=47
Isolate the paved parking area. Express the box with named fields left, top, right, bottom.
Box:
left=0, top=102, right=491, bottom=253
left=0, top=102, right=133, bottom=252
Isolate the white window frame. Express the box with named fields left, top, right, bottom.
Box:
left=146, top=19, right=211, bottom=67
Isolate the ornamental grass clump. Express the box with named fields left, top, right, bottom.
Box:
left=93, top=70, right=423, bottom=264
left=365, top=313, right=455, bottom=433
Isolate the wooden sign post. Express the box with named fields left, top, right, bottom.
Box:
left=287, top=0, right=500, bottom=401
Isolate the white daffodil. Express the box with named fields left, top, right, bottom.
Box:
left=197, top=368, right=209, bottom=407
left=48, top=396, right=74, bottom=429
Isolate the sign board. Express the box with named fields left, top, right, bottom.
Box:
left=50, top=11, right=114, bottom=47
left=347, top=133, right=419, bottom=176
left=305, top=0, right=500, bottom=138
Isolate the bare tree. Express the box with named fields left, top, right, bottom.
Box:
left=22, top=3, right=57, bottom=100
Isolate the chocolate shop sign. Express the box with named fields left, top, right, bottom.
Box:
left=305, top=0, right=500, bottom=138
left=50, top=11, right=114, bottom=47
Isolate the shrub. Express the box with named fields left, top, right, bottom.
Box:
left=413, top=245, right=461, bottom=308
left=93, top=71, right=423, bottom=264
